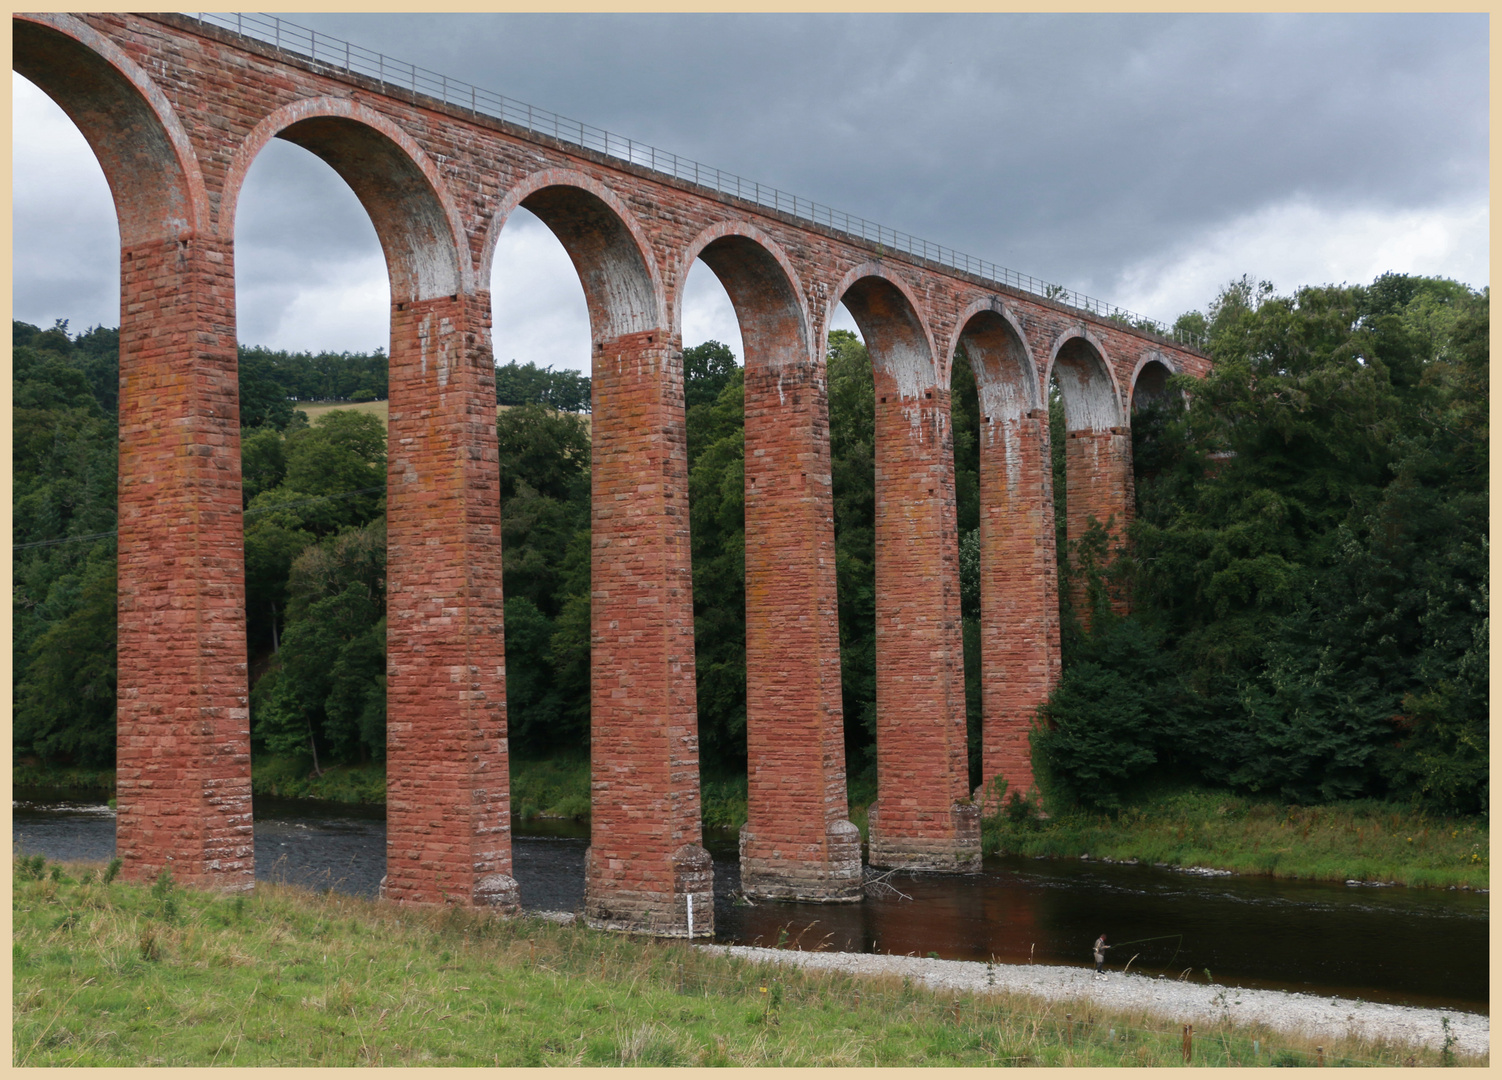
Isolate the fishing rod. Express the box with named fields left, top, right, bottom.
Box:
left=1109, top=933, right=1183, bottom=949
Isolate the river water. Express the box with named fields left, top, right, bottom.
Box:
left=12, top=790, right=1487, bottom=1014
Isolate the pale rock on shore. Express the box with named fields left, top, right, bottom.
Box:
left=697, top=944, right=1490, bottom=1058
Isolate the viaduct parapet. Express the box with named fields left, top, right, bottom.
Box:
left=14, top=12, right=1210, bottom=936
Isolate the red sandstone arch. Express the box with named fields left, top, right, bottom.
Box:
left=831, top=264, right=941, bottom=396
left=1044, top=328, right=1125, bottom=432
left=830, top=267, right=978, bottom=873
left=14, top=13, right=252, bottom=891
left=485, top=169, right=665, bottom=340
left=13, top=14, right=209, bottom=244
left=951, top=301, right=1042, bottom=422
left=950, top=302, right=1057, bottom=811
left=675, top=221, right=812, bottom=364
left=221, top=96, right=511, bottom=910
left=220, top=97, right=469, bottom=299
left=678, top=222, right=859, bottom=902
left=1046, top=330, right=1133, bottom=621
left=488, top=170, right=707, bottom=935
left=1130, top=351, right=1179, bottom=412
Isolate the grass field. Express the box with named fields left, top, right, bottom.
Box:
left=294, top=399, right=391, bottom=424
left=14, top=858, right=1478, bottom=1067
left=295, top=398, right=591, bottom=434
left=17, top=761, right=1485, bottom=890
left=983, top=787, right=1488, bottom=890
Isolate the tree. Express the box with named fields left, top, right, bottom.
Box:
left=683, top=340, right=737, bottom=411
left=495, top=360, right=591, bottom=412
left=826, top=329, right=878, bottom=780
left=1037, top=274, right=1489, bottom=811
left=686, top=363, right=747, bottom=773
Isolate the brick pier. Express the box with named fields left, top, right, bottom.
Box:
left=17, top=11, right=1208, bottom=923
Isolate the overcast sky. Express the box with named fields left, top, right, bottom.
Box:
left=12, top=12, right=1489, bottom=372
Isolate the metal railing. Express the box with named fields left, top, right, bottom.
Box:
left=189, top=11, right=1205, bottom=350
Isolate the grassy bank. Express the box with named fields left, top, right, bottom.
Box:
left=13, top=857, right=1477, bottom=1068
left=984, top=787, right=1488, bottom=890
left=12, top=763, right=116, bottom=794
left=18, top=762, right=1485, bottom=889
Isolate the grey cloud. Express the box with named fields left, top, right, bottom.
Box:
left=12, top=13, right=1486, bottom=345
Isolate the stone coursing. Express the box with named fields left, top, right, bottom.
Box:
left=23, top=11, right=1207, bottom=923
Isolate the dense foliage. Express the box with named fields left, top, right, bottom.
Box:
left=1034, top=275, right=1488, bottom=814
left=238, top=344, right=389, bottom=411
left=13, top=321, right=121, bottom=766
left=494, top=359, right=592, bottom=413
left=14, top=272, right=1488, bottom=820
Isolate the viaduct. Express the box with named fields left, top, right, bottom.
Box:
left=15, top=12, right=1210, bottom=937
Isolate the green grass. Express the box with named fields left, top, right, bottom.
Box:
left=984, top=787, right=1489, bottom=889
left=20, top=760, right=1484, bottom=889
left=14, top=857, right=1479, bottom=1067
left=295, top=398, right=392, bottom=424
left=12, top=763, right=116, bottom=794
left=509, top=756, right=592, bottom=819
left=295, top=399, right=589, bottom=433
left=249, top=756, right=387, bottom=805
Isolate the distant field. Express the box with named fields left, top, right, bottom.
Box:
left=295, top=398, right=590, bottom=434
left=296, top=399, right=391, bottom=423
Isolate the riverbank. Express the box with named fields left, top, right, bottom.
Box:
left=983, top=788, right=1489, bottom=890
left=16, top=763, right=1486, bottom=890
left=13, top=859, right=1482, bottom=1067
left=703, top=944, right=1490, bottom=1059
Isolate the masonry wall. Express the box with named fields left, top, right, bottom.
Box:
left=741, top=355, right=861, bottom=901
left=868, top=381, right=980, bottom=872
left=584, top=331, right=712, bottom=935
left=1063, top=429, right=1135, bottom=620
left=114, top=236, right=255, bottom=890
left=383, top=294, right=516, bottom=908
left=977, top=410, right=1059, bottom=806
left=30, top=12, right=1209, bottom=912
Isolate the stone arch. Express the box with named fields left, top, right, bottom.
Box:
left=949, top=301, right=1053, bottom=812
left=1130, top=351, right=1178, bottom=412
left=1046, top=329, right=1134, bottom=625
left=675, top=221, right=811, bottom=368
left=12, top=13, right=208, bottom=246
left=220, top=97, right=467, bottom=301
left=679, top=221, right=855, bottom=901
left=484, top=168, right=664, bottom=340
left=950, top=299, right=1041, bottom=425
left=1044, top=328, right=1124, bottom=432
left=833, top=263, right=975, bottom=874
left=831, top=263, right=939, bottom=398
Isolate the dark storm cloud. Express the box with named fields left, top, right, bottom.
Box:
left=12, top=12, right=1486, bottom=350
left=286, top=12, right=1486, bottom=292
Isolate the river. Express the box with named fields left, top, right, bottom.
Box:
left=12, top=790, right=1487, bottom=1014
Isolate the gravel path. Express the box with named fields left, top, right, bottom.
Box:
left=698, top=944, right=1490, bottom=1058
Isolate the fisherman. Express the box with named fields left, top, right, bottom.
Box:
left=1093, top=933, right=1110, bottom=979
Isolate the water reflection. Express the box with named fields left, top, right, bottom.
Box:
left=12, top=792, right=1486, bottom=1013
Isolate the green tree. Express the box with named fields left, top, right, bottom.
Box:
left=493, top=404, right=593, bottom=756
left=683, top=340, right=738, bottom=411
left=1039, top=274, right=1489, bottom=811
left=686, top=364, right=747, bottom=773
left=826, top=329, right=878, bottom=779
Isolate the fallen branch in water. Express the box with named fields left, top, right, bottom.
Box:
left=862, top=867, right=913, bottom=901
